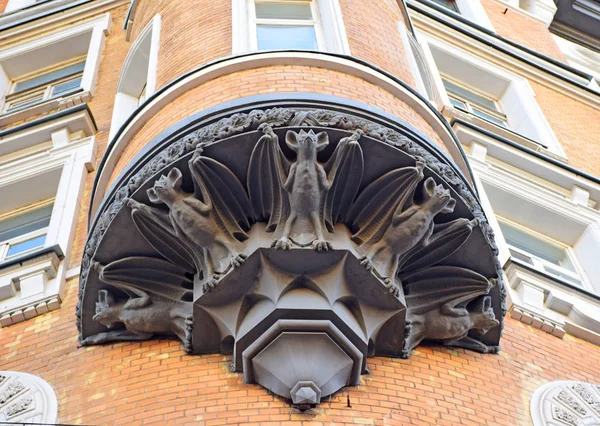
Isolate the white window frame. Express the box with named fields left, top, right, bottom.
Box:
left=497, top=216, right=590, bottom=289
left=0, top=199, right=54, bottom=261
left=0, top=13, right=110, bottom=124
left=418, top=0, right=496, bottom=32
left=232, top=0, right=350, bottom=55
left=0, top=122, right=97, bottom=326
left=248, top=0, right=326, bottom=51
left=418, top=32, right=565, bottom=157
left=109, top=14, right=161, bottom=141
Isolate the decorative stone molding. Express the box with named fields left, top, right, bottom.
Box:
left=531, top=381, right=600, bottom=425
left=79, top=101, right=504, bottom=405
left=0, top=372, right=57, bottom=424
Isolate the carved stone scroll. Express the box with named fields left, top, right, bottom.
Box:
left=0, top=372, right=57, bottom=423
left=530, top=380, right=600, bottom=426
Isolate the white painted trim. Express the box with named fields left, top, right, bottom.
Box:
left=418, top=31, right=565, bottom=156
left=0, top=371, right=58, bottom=422
left=397, top=20, right=428, bottom=98
left=409, top=2, right=600, bottom=110
left=109, top=14, right=162, bottom=140
left=0, top=135, right=97, bottom=323
left=0, top=0, right=126, bottom=46
left=232, top=0, right=350, bottom=54
left=454, top=0, right=495, bottom=32
left=530, top=381, right=600, bottom=426
left=91, top=52, right=470, bottom=217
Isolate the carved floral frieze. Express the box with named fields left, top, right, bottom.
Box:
left=0, top=372, right=57, bottom=423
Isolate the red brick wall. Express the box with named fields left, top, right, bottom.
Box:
left=1, top=276, right=599, bottom=425
left=104, top=65, right=448, bottom=191
left=481, top=0, right=566, bottom=62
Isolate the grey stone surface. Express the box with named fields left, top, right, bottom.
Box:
left=78, top=104, right=505, bottom=404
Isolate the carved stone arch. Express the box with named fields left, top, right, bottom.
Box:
left=531, top=380, right=600, bottom=426
left=79, top=95, right=506, bottom=405
left=0, top=371, right=58, bottom=423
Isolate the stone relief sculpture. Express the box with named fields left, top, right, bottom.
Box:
left=531, top=381, right=600, bottom=426
left=0, top=372, right=57, bottom=423
left=147, top=151, right=253, bottom=287
left=81, top=259, right=194, bottom=352
left=78, top=105, right=505, bottom=406
left=248, top=125, right=363, bottom=251
left=402, top=266, right=499, bottom=356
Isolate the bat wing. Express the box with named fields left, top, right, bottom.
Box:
left=247, top=130, right=291, bottom=232
left=129, top=200, right=197, bottom=274
left=323, top=137, right=364, bottom=231
left=189, top=155, right=254, bottom=241
left=348, top=165, right=422, bottom=246
left=97, top=256, right=193, bottom=304
left=402, top=266, right=492, bottom=315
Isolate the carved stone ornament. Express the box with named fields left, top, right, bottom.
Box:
left=530, top=381, right=600, bottom=426
left=0, top=372, right=58, bottom=423
left=79, top=104, right=505, bottom=405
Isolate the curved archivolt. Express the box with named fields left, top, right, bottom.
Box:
left=0, top=371, right=57, bottom=423
left=530, top=380, right=600, bottom=426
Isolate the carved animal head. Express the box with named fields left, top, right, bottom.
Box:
left=147, top=168, right=184, bottom=205
left=285, top=130, right=328, bottom=159
left=93, top=289, right=124, bottom=329
left=469, top=296, right=499, bottom=334
left=422, top=177, right=456, bottom=214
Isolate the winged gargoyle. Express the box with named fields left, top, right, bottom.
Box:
left=401, top=266, right=499, bottom=357
left=138, top=150, right=253, bottom=290
left=247, top=124, right=364, bottom=251
left=80, top=258, right=194, bottom=352
left=348, top=160, right=473, bottom=294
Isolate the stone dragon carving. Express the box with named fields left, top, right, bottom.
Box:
left=247, top=125, right=364, bottom=250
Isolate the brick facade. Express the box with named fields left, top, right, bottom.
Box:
left=0, top=277, right=598, bottom=425
left=1, top=1, right=599, bottom=425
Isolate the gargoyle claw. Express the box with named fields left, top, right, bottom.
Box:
left=232, top=254, right=247, bottom=268
left=383, top=277, right=401, bottom=298
left=202, top=274, right=221, bottom=292
left=359, top=255, right=374, bottom=272
left=272, top=238, right=292, bottom=250
left=312, top=239, right=332, bottom=252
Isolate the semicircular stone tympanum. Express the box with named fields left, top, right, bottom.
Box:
left=78, top=102, right=506, bottom=406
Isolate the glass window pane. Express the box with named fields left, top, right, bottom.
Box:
left=470, top=107, right=507, bottom=127
left=449, top=97, right=466, bottom=109
left=14, top=61, right=85, bottom=93
left=0, top=203, right=53, bottom=243
left=498, top=221, right=576, bottom=272
left=255, top=2, right=312, bottom=19
left=442, top=79, right=498, bottom=111
left=6, top=234, right=47, bottom=258
left=52, top=77, right=82, bottom=97
left=257, top=25, right=317, bottom=50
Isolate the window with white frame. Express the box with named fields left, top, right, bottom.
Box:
left=0, top=13, right=110, bottom=124
left=0, top=200, right=54, bottom=260
left=108, top=14, right=161, bottom=140
left=429, top=0, right=459, bottom=12
left=441, top=76, right=508, bottom=127
left=419, top=34, right=564, bottom=155
left=0, top=108, right=97, bottom=327
left=417, top=0, right=496, bottom=31
left=249, top=0, right=324, bottom=50
left=498, top=217, right=588, bottom=287
left=232, top=0, right=350, bottom=54
left=4, top=58, right=85, bottom=113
